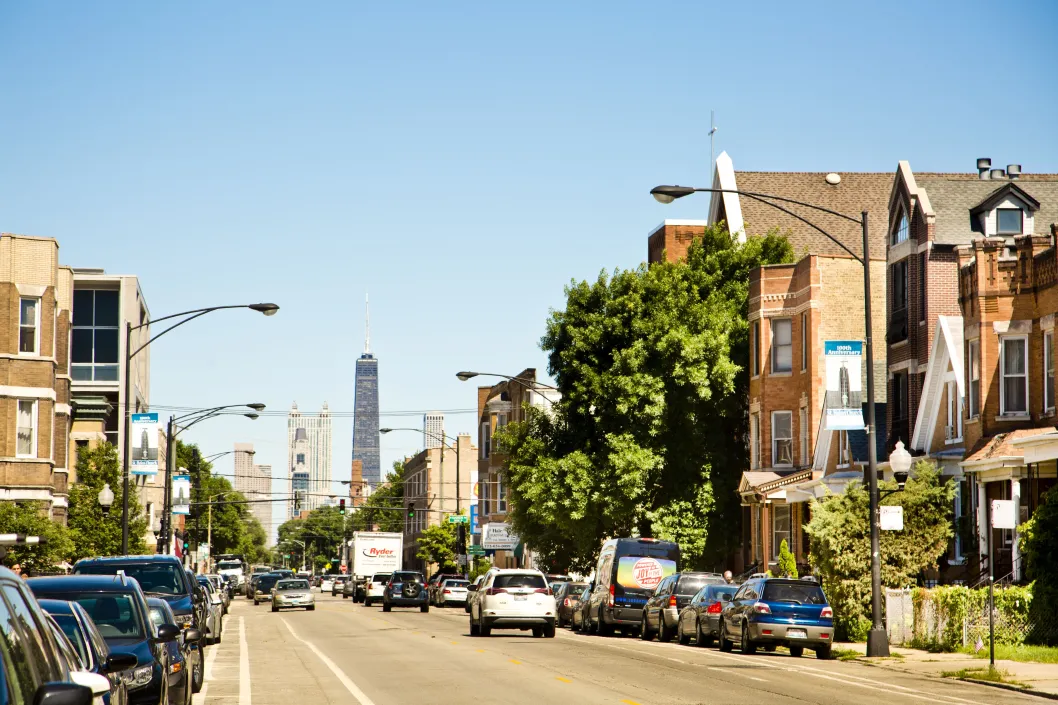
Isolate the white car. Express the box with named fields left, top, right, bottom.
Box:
left=439, top=578, right=470, bottom=607
left=320, top=577, right=335, bottom=593
left=363, top=572, right=391, bottom=608
left=468, top=569, right=557, bottom=638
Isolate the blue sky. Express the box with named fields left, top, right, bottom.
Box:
left=2, top=1, right=1056, bottom=535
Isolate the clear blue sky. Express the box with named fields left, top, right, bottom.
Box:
left=2, top=1, right=1056, bottom=536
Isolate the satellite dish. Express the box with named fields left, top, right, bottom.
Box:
left=825, top=173, right=841, bottom=186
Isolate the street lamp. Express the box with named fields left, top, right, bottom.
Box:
left=455, top=371, right=558, bottom=408
left=120, top=302, right=279, bottom=554
left=889, top=440, right=913, bottom=489
left=651, top=183, right=889, bottom=656
left=98, top=483, right=115, bottom=516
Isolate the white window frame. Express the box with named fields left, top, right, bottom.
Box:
left=771, top=411, right=793, bottom=467
left=1000, top=335, right=1029, bottom=416
left=837, top=430, right=850, bottom=468
left=946, top=379, right=963, bottom=442
left=480, top=422, right=491, bottom=459
left=800, top=313, right=808, bottom=372
left=968, top=340, right=980, bottom=418
left=951, top=480, right=965, bottom=564
left=749, top=413, right=760, bottom=470
left=799, top=408, right=808, bottom=466
left=1046, top=331, right=1055, bottom=414
left=996, top=208, right=1023, bottom=235
left=770, top=318, right=792, bottom=374
left=751, top=321, right=760, bottom=377
left=16, top=399, right=37, bottom=458
left=771, top=503, right=791, bottom=560
left=497, top=475, right=507, bottom=513
left=18, top=297, right=40, bottom=356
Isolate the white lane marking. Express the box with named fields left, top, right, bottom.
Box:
left=280, top=619, right=376, bottom=705
left=710, top=667, right=766, bottom=683
left=239, top=618, right=251, bottom=705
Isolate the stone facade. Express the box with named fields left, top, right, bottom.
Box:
left=402, top=435, right=476, bottom=572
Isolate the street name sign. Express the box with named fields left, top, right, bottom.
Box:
left=447, top=515, right=469, bottom=524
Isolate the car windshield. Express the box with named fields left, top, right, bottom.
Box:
left=493, top=573, right=547, bottom=589
left=148, top=606, right=169, bottom=627
left=703, top=585, right=735, bottom=602
left=217, top=561, right=242, bottom=570
left=277, top=580, right=309, bottom=591
left=677, top=576, right=721, bottom=596
left=256, top=576, right=279, bottom=590
left=393, top=572, right=422, bottom=582
left=42, top=593, right=144, bottom=639
left=78, top=563, right=186, bottom=596
left=762, top=582, right=827, bottom=605
left=372, top=574, right=391, bottom=582
left=51, top=614, right=90, bottom=666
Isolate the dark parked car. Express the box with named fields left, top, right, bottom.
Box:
left=641, top=572, right=726, bottom=642
left=572, top=585, right=593, bottom=632
left=146, top=598, right=197, bottom=705
left=28, top=574, right=182, bottom=705
left=720, top=577, right=833, bottom=659
left=553, top=582, right=587, bottom=628
left=73, top=556, right=206, bottom=695
left=382, top=571, right=429, bottom=612
left=584, top=537, right=680, bottom=636
left=252, top=574, right=281, bottom=605
left=0, top=566, right=99, bottom=705
left=39, top=599, right=138, bottom=705
left=675, top=583, right=736, bottom=647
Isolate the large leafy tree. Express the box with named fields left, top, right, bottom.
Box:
left=0, top=502, right=74, bottom=574
left=804, top=460, right=954, bottom=641
left=351, top=460, right=406, bottom=533
left=67, top=443, right=148, bottom=558
left=276, top=505, right=346, bottom=571
left=416, top=523, right=457, bottom=572
left=498, top=226, right=794, bottom=572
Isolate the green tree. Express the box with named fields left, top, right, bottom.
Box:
left=0, top=502, right=74, bottom=574
left=237, top=517, right=273, bottom=566
left=1020, top=486, right=1058, bottom=645
left=67, top=443, right=148, bottom=558
left=776, top=539, right=798, bottom=578
left=416, top=523, right=457, bottom=572
left=804, top=460, right=954, bottom=641
left=498, top=226, right=795, bottom=571
left=468, top=557, right=492, bottom=582
left=352, top=461, right=406, bottom=533
left=276, top=506, right=346, bottom=571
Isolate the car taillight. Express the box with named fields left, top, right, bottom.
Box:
left=821, top=607, right=833, bottom=619
left=752, top=602, right=771, bottom=614
left=443, top=589, right=451, bottom=594
left=534, top=588, right=550, bottom=595
left=563, top=598, right=571, bottom=607
left=668, top=595, right=677, bottom=608
left=486, top=587, right=507, bottom=596
left=608, top=584, right=615, bottom=607
left=706, top=601, right=723, bottom=614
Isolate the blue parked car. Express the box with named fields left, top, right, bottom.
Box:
left=719, top=577, right=833, bottom=659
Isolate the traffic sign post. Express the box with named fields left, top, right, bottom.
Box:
left=447, top=515, right=469, bottom=524
left=467, top=545, right=486, bottom=556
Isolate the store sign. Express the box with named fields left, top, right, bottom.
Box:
left=130, top=413, right=160, bottom=475
left=824, top=341, right=865, bottom=430
left=991, top=500, right=1016, bottom=529
left=481, top=522, right=518, bottom=550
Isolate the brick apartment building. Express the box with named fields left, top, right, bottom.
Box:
left=402, top=436, right=476, bottom=572
left=0, top=233, right=74, bottom=521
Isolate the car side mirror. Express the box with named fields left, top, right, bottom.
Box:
left=68, top=671, right=111, bottom=696
left=155, top=624, right=181, bottom=642
left=33, top=683, right=93, bottom=705
left=183, top=628, right=202, bottom=643
left=467, top=585, right=478, bottom=592
left=103, top=653, right=137, bottom=673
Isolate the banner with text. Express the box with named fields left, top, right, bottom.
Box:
left=130, top=413, right=160, bottom=475
left=481, top=522, right=518, bottom=551
left=172, top=475, right=191, bottom=515
left=824, top=341, right=865, bottom=430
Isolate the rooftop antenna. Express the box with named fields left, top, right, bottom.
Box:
left=709, top=109, right=718, bottom=178
left=364, top=294, right=371, bottom=355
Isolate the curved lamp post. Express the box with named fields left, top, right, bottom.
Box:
left=121, top=303, right=278, bottom=554
left=455, top=371, right=558, bottom=407
left=650, top=183, right=890, bottom=656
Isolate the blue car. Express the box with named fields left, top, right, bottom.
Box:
left=719, top=577, right=833, bottom=659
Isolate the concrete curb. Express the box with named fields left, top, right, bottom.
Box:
left=852, top=656, right=1058, bottom=701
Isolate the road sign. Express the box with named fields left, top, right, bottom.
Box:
left=467, top=545, right=486, bottom=556
left=991, top=500, right=1016, bottom=529
left=447, top=515, right=469, bottom=524
left=880, top=506, right=903, bottom=531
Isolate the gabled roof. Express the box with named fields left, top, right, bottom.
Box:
left=963, top=427, right=1056, bottom=468
left=969, top=181, right=1041, bottom=215
left=912, top=316, right=964, bottom=452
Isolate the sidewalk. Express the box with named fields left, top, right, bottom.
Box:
left=834, top=641, right=1058, bottom=698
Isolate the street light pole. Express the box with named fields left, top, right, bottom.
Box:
left=651, top=185, right=889, bottom=656
left=119, top=302, right=278, bottom=554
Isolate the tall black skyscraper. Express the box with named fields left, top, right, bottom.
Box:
left=353, top=295, right=381, bottom=486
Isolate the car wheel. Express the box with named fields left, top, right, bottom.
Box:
left=215, top=629, right=222, bottom=644
left=789, top=645, right=804, bottom=658
left=658, top=615, right=674, bottom=642
left=719, top=628, right=733, bottom=652
left=382, top=603, right=392, bottom=612
left=815, top=644, right=832, bottom=660
left=678, top=620, right=691, bottom=645
left=470, top=614, right=480, bottom=636
left=271, top=605, right=279, bottom=613
left=639, top=613, right=653, bottom=641
left=421, top=604, right=429, bottom=613
left=764, top=644, right=777, bottom=652
left=544, top=624, right=556, bottom=638
left=695, top=619, right=713, bottom=648
left=184, top=669, right=193, bottom=705
left=740, top=623, right=757, bottom=655
left=532, top=626, right=543, bottom=638
left=364, top=599, right=372, bottom=608
left=253, top=599, right=258, bottom=606
left=343, top=593, right=348, bottom=599
left=480, top=623, right=491, bottom=637
left=191, top=651, right=204, bottom=693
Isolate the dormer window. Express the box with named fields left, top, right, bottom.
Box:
left=891, top=212, right=909, bottom=245
left=997, top=208, right=1023, bottom=235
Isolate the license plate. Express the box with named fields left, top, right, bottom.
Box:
left=514, top=595, right=527, bottom=601
left=787, top=629, right=807, bottom=639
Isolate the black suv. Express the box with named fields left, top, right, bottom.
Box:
left=73, top=555, right=207, bottom=694
left=382, top=571, right=429, bottom=613
left=28, top=574, right=181, bottom=705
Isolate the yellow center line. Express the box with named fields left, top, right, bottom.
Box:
left=450, top=641, right=459, bottom=645
left=509, top=659, right=521, bottom=665
left=475, top=649, right=485, bottom=653
left=621, top=700, right=642, bottom=705
left=556, top=677, right=572, bottom=684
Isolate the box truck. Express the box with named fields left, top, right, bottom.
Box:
left=347, top=532, right=403, bottom=602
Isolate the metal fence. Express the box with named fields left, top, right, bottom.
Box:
left=885, top=588, right=914, bottom=645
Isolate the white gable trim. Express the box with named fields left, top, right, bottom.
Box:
left=912, top=315, right=965, bottom=452
left=812, top=405, right=831, bottom=470
left=708, top=151, right=745, bottom=243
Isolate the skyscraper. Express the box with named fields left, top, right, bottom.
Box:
left=423, top=412, right=444, bottom=449
left=353, top=295, right=381, bottom=486
left=287, top=402, right=332, bottom=514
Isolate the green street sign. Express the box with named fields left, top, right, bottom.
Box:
left=467, top=545, right=486, bottom=555
left=447, top=515, right=469, bottom=524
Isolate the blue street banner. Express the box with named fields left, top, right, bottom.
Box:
left=130, top=413, right=160, bottom=475
left=172, top=475, right=191, bottom=515
left=824, top=341, right=865, bottom=430
left=470, top=504, right=479, bottom=535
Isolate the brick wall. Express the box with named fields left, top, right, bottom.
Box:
left=647, top=222, right=708, bottom=264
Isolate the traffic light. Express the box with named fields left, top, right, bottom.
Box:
left=407, top=502, right=415, bottom=518
left=182, top=537, right=190, bottom=553
left=339, top=499, right=346, bottom=515
left=457, top=524, right=467, bottom=554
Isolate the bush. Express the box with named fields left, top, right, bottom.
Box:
left=1020, top=486, right=1058, bottom=646
left=776, top=539, right=798, bottom=578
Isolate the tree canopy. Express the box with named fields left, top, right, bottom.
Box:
left=1020, top=486, right=1058, bottom=645
left=67, top=443, right=147, bottom=558
left=416, top=523, right=458, bottom=572
left=498, top=226, right=795, bottom=572
left=0, top=502, right=74, bottom=574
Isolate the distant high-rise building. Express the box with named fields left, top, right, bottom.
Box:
left=287, top=403, right=332, bottom=515
left=423, top=412, right=444, bottom=449
left=233, top=443, right=272, bottom=541
left=353, top=295, right=381, bottom=486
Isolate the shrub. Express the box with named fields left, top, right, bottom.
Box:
left=1020, top=486, right=1058, bottom=646
left=777, top=539, right=798, bottom=578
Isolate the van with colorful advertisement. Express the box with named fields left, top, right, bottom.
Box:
left=584, top=537, right=680, bottom=636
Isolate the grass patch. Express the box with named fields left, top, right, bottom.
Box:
left=941, top=667, right=1028, bottom=687
left=831, top=648, right=861, bottom=662
left=961, top=643, right=1058, bottom=664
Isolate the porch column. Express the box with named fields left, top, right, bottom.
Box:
left=976, top=477, right=989, bottom=566
left=762, top=501, right=770, bottom=570
left=1012, top=477, right=1022, bottom=581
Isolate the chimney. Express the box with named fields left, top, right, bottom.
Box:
left=990, top=168, right=1006, bottom=180
left=977, top=158, right=992, bottom=180
left=1007, top=164, right=1022, bottom=180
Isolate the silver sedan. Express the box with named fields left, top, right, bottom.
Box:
left=272, top=578, right=316, bottom=612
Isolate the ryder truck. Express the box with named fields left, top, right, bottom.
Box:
left=347, top=532, right=403, bottom=602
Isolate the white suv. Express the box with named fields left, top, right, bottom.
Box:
left=363, top=572, right=392, bottom=608
left=468, top=569, right=557, bottom=638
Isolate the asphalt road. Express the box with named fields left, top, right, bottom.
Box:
left=195, top=593, right=1038, bottom=705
